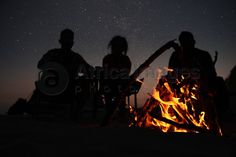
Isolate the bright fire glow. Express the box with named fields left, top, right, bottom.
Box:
left=130, top=69, right=222, bottom=135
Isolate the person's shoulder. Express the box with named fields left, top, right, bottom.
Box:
left=170, top=51, right=178, bottom=58
left=71, top=51, right=81, bottom=57
left=195, top=48, right=210, bottom=56
left=47, top=48, right=62, bottom=53
left=122, top=55, right=131, bottom=62
left=103, top=54, right=112, bottom=59
left=123, top=54, right=130, bottom=59
left=103, top=54, right=113, bottom=62
left=45, top=48, right=62, bottom=56
left=72, top=51, right=85, bottom=61
left=194, top=48, right=213, bottom=61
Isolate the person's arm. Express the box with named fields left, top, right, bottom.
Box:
left=125, top=56, right=131, bottom=75
left=37, top=53, right=48, bottom=69
left=37, top=50, right=55, bottom=69
left=168, top=42, right=181, bottom=69
left=102, top=55, right=109, bottom=68
left=205, top=52, right=217, bottom=78
left=76, top=54, right=95, bottom=78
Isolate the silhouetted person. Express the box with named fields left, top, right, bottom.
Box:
left=168, top=31, right=229, bottom=130
left=101, top=36, right=131, bottom=126
left=29, top=29, right=93, bottom=119
left=168, top=31, right=217, bottom=89
left=38, top=29, right=93, bottom=78
left=225, top=65, right=236, bottom=117
left=226, top=65, right=236, bottom=95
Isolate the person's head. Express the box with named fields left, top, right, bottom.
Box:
left=59, top=29, right=74, bottom=50
left=179, top=31, right=195, bottom=50
left=108, top=36, right=128, bottom=55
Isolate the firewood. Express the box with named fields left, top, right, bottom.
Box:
left=153, top=115, right=211, bottom=134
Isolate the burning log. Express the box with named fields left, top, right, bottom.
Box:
left=133, top=74, right=223, bottom=135
left=149, top=114, right=211, bottom=134
left=134, top=97, right=210, bottom=134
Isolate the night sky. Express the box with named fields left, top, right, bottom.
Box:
left=0, top=0, right=235, bottom=113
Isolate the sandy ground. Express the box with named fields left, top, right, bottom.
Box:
left=0, top=114, right=236, bottom=157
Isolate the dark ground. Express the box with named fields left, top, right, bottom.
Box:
left=0, top=112, right=236, bottom=157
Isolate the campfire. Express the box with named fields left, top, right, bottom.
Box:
left=129, top=68, right=222, bottom=136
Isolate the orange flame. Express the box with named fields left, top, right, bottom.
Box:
left=130, top=68, right=222, bottom=135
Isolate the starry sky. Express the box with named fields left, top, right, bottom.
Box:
left=0, top=0, right=236, bottom=113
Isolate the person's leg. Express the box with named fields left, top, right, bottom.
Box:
left=100, top=96, right=116, bottom=126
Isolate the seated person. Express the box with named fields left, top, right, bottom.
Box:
left=101, top=36, right=131, bottom=125
left=168, top=31, right=228, bottom=128
left=29, top=29, right=94, bottom=117
left=168, top=31, right=217, bottom=90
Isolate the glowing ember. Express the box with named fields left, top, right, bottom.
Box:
left=129, top=68, right=222, bottom=135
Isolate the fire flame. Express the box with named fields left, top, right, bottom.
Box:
left=129, top=68, right=222, bottom=135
